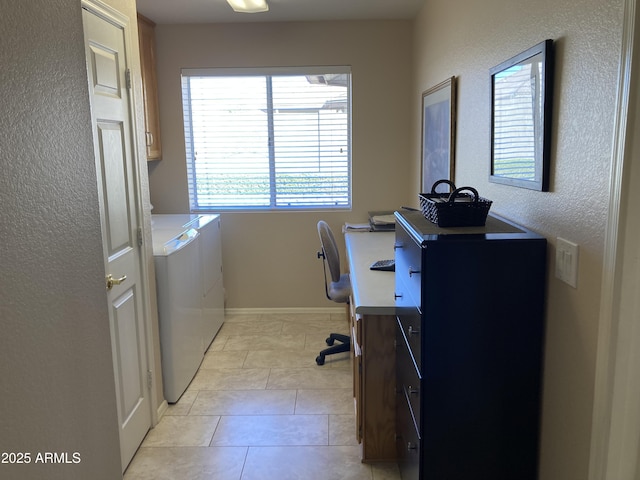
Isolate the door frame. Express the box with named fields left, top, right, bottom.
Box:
left=81, top=0, right=159, bottom=447
left=589, top=0, right=640, bottom=477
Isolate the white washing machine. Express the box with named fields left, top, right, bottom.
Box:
left=153, top=227, right=203, bottom=403
left=151, top=214, right=225, bottom=403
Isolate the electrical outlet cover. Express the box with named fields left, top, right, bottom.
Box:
left=555, top=237, right=579, bottom=288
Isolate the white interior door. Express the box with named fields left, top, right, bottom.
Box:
left=82, top=3, right=151, bottom=472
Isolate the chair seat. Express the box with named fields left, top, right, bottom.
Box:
left=328, top=273, right=351, bottom=304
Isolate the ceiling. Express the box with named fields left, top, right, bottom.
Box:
left=136, top=0, right=427, bottom=25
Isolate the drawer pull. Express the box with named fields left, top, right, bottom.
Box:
left=408, top=267, right=420, bottom=277
left=408, top=385, right=419, bottom=395
left=407, top=325, right=420, bottom=336
left=394, top=242, right=403, bottom=250
left=407, top=442, right=418, bottom=452
left=394, top=293, right=403, bottom=299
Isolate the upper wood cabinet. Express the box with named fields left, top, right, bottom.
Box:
left=137, top=14, right=162, bottom=161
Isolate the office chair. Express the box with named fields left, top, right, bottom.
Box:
left=316, top=220, right=351, bottom=366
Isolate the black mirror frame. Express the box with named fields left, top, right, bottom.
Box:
left=490, top=39, right=554, bottom=191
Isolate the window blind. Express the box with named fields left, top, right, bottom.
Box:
left=181, top=67, right=352, bottom=211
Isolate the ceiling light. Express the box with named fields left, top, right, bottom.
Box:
left=226, top=0, right=269, bottom=13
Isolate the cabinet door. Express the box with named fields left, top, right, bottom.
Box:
left=137, top=14, right=162, bottom=160
left=361, top=314, right=397, bottom=462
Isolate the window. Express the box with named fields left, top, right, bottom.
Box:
left=181, top=67, right=352, bottom=211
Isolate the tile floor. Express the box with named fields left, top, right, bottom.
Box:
left=124, top=312, right=401, bottom=480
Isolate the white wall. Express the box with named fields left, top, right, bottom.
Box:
left=148, top=20, right=414, bottom=308
left=412, top=0, right=623, bottom=478
left=0, top=0, right=124, bottom=478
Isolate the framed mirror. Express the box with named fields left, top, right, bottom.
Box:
left=490, top=39, right=554, bottom=191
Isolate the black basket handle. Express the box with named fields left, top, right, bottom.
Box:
left=447, top=186, right=479, bottom=204
left=430, top=179, right=457, bottom=194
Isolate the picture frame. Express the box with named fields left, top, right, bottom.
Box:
left=421, top=76, right=456, bottom=192
left=489, top=39, right=554, bottom=191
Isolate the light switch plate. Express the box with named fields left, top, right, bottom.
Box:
left=555, top=237, right=579, bottom=288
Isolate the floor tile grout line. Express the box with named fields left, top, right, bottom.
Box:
left=207, top=415, right=222, bottom=448
left=326, top=413, right=330, bottom=446
left=238, top=446, right=250, bottom=480
left=186, top=390, right=198, bottom=416
left=241, top=350, right=249, bottom=368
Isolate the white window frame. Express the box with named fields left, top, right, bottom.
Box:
left=181, top=66, right=352, bottom=212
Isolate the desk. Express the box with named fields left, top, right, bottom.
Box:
left=345, top=232, right=396, bottom=315
left=344, top=232, right=397, bottom=463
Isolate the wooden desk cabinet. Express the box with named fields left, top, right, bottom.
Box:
left=344, top=232, right=397, bottom=463
left=394, top=211, right=547, bottom=480
left=350, top=305, right=396, bottom=462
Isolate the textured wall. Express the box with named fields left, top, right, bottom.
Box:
left=150, top=21, right=414, bottom=308
left=412, top=0, right=623, bottom=478
left=0, top=0, right=122, bottom=478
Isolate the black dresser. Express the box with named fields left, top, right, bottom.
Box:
left=394, top=210, right=547, bottom=480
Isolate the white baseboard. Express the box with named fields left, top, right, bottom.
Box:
left=155, top=400, right=168, bottom=424
left=224, top=306, right=345, bottom=316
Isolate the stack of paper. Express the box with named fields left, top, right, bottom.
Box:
left=343, top=223, right=372, bottom=233
left=370, top=214, right=396, bottom=225
left=368, top=211, right=396, bottom=231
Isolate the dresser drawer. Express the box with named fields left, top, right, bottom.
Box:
left=397, top=332, right=421, bottom=434
left=394, top=224, right=422, bottom=310
left=395, top=391, right=420, bottom=480
left=397, top=314, right=422, bottom=373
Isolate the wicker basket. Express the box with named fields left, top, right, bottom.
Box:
left=419, top=180, right=492, bottom=227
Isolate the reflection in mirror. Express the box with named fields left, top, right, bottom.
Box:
left=490, top=40, right=553, bottom=191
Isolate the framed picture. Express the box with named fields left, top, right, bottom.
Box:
left=490, top=40, right=554, bottom=191
left=421, top=76, right=456, bottom=192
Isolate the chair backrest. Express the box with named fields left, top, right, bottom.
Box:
left=317, top=220, right=341, bottom=283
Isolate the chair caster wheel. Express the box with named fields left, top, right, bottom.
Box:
left=316, top=355, right=325, bottom=366
left=326, top=337, right=335, bottom=346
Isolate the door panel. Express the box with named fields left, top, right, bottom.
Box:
left=88, top=44, right=120, bottom=95
left=112, top=287, right=145, bottom=422
left=82, top=4, right=151, bottom=472
left=98, top=121, right=132, bottom=253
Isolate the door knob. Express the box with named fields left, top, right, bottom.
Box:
left=106, top=274, right=127, bottom=290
